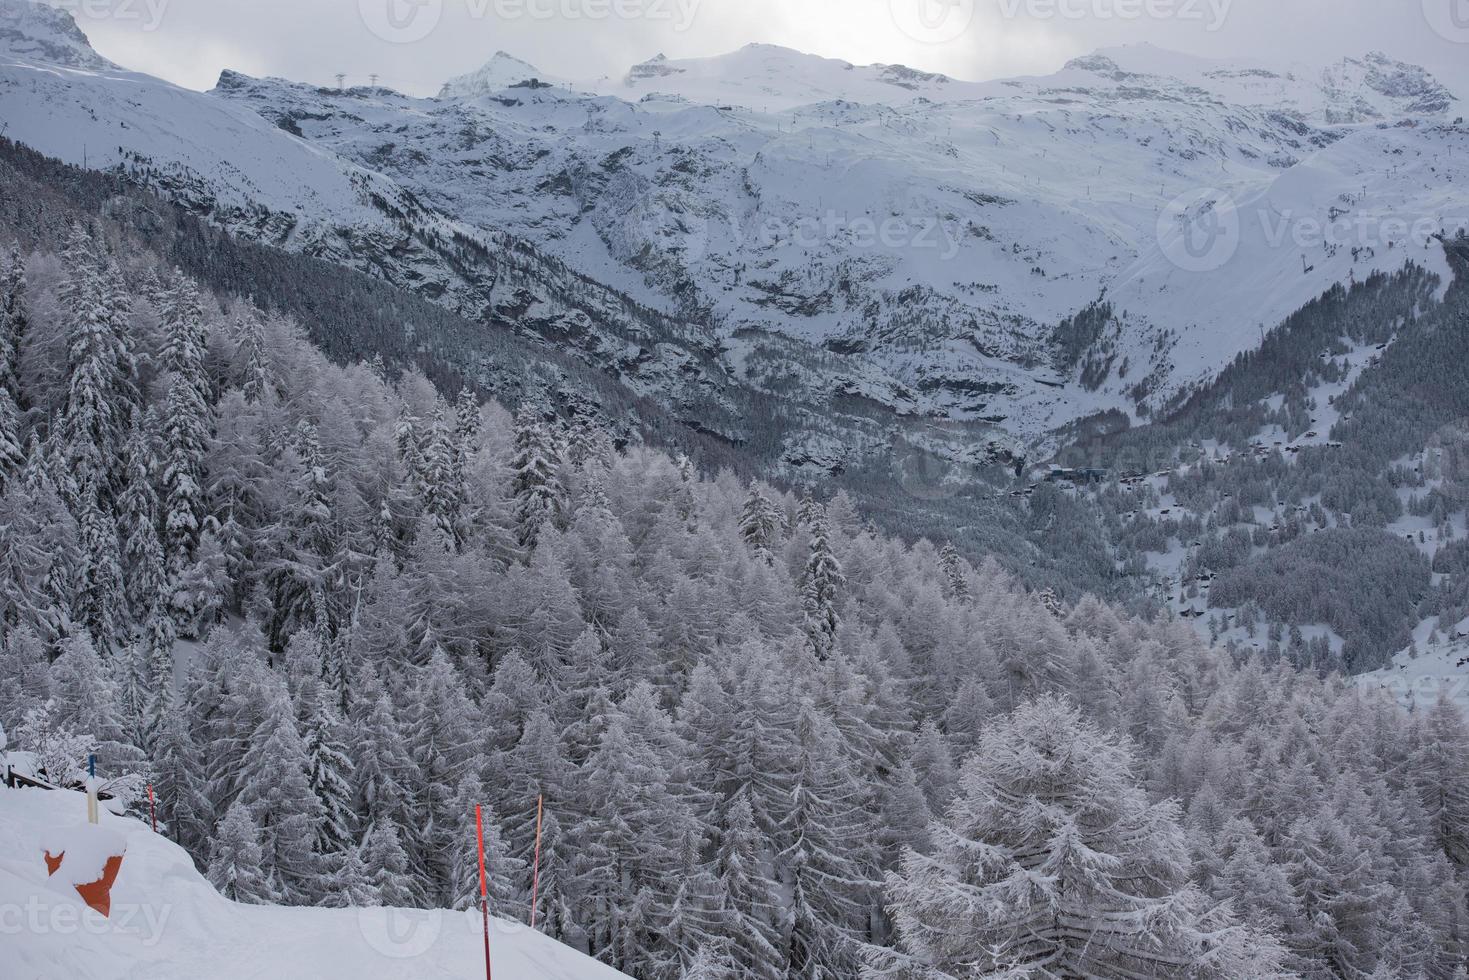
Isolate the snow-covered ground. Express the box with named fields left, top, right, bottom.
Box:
left=0, top=784, right=627, bottom=980
left=1357, top=615, right=1469, bottom=712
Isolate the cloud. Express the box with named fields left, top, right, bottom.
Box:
left=62, top=0, right=1469, bottom=100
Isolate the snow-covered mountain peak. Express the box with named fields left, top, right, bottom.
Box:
left=1318, top=51, right=1457, bottom=119
left=1056, top=42, right=1454, bottom=125
left=0, top=0, right=115, bottom=71
left=2, top=1, right=1465, bottom=467
left=606, top=43, right=956, bottom=110
left=439, top=50, right=557, bottom=99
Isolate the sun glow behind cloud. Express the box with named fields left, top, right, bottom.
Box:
left=64, top=0, right=1469, bottom=99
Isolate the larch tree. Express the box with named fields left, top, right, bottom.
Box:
left=59, top=226, right=134, bottom=498
left=1412, top=693, right=1469, bottom=867
left=0, top=385, right=21, bottom=490
left=208, top=800, right=276, bottom=905
left=234, top=686, right=327, bottom=904
left=361, top=819, right=417, bottom=908
left=511, top=402, right=564, bottom=549
left=448, top=776, right=526, bottom=913
left=302, top=687, right=357, bottom=859
left=938, top=543, right=970, bottom=602
left=714, top=796, right=785, bottom=980
left=739, top=484, right=783, bottom=564
left=875, top=696, right=1289, bottom=979
left=0, top=242, right=27, bottom=403
left=159, top=274, right=212, bottom=576
left=117, top=414, right=165, bottom=622
left=800, top=510, right=845, bottom=660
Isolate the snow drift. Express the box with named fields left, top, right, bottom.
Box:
left=0, top=783, right=629, bottom=979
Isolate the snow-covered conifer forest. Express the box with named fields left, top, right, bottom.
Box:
left=1, top=150, right=1467, bottom=978
left=2, top=0, right=1469, bottom=976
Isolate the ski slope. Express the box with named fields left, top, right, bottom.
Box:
left=0, top=784, right=628, bottom=980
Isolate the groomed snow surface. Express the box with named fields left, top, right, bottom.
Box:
left=0, top=783, right=628, bottom=979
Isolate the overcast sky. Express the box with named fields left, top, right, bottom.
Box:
left=66, top=0, right=1469, bottom=99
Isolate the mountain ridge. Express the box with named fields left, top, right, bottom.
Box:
left=1, top=0, right=1465, bottom=479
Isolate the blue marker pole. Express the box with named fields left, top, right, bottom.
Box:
left=86, top=753, right=99, bottom=824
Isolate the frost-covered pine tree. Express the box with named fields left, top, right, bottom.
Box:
left=117, top=414, right=165, bottom=621
left=159, top=274, right=212, bottom=573
left=714, top=796, right=784, bottom=980
left=404, top=650, right=482, bottom=889
left=938, top=543, right=969, bottom=601
left=140, top=601, right=176, bottom=740
left=0, top=242, right=27, bottom=403
left=326, top=842, right=380, bottom=908
left=800, top=510, right=845, bottom=660
left=172, top=528, right=231, bottom=638
left=738, top=484, right=783, bottom=564
left=511, top=403, right=564, bottom=549
left=74, top=475, right=125, bottom=643
left=350, top=692, right=422, bottom=884
left=0, top=385, right=22, bottom=490
left=151, top=709, right=210, bottom=853
left=361, top=820, right=416, bottom=908
left=451, top=386, right=480, bottom=522
left=208, top=800, right=276, bottom=904
left=875, top=696, right=1288, bottom=978
left=234, top=688, right=327, bottom=903
left=48, top=633, right=123, bottom=750
left=525, top=806, right=576, bottom=941
left=302, top=687, right=357, bottom=858
left=236, top=312, right=272, bottom=406
left=1413, top=693, right=1469, bottom=866
left=780, top=700, right=876, bottom=979
left=267, top=421, right=336, bottom=643
left=420, top=404, right=461, bottom=549
left=59, top=228, right=135, bottom=497
left=448, top=777, right=525, bottom=913
left=161, top=376, right=208, bottom=576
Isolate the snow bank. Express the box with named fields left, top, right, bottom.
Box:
left=0, top=784, right=628, bottom=980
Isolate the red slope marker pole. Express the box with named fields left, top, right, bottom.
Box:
left=148, top=785, right=156, bottom=833
left=476, top=804, right=492, bottom=980
left=529, top=794, right=544, bottom=930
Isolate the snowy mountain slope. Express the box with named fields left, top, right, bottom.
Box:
left=212, top=38, right=1467, bottom=439
left=0, top=2, right=764, bottom=434
left=1, top=0, right=1464, bottom=470
left=0, top=0, right=1008, bottom=473
left=0, top=784, right=629, bottom=980
left=1357, top=615, right=1469, bottom=713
